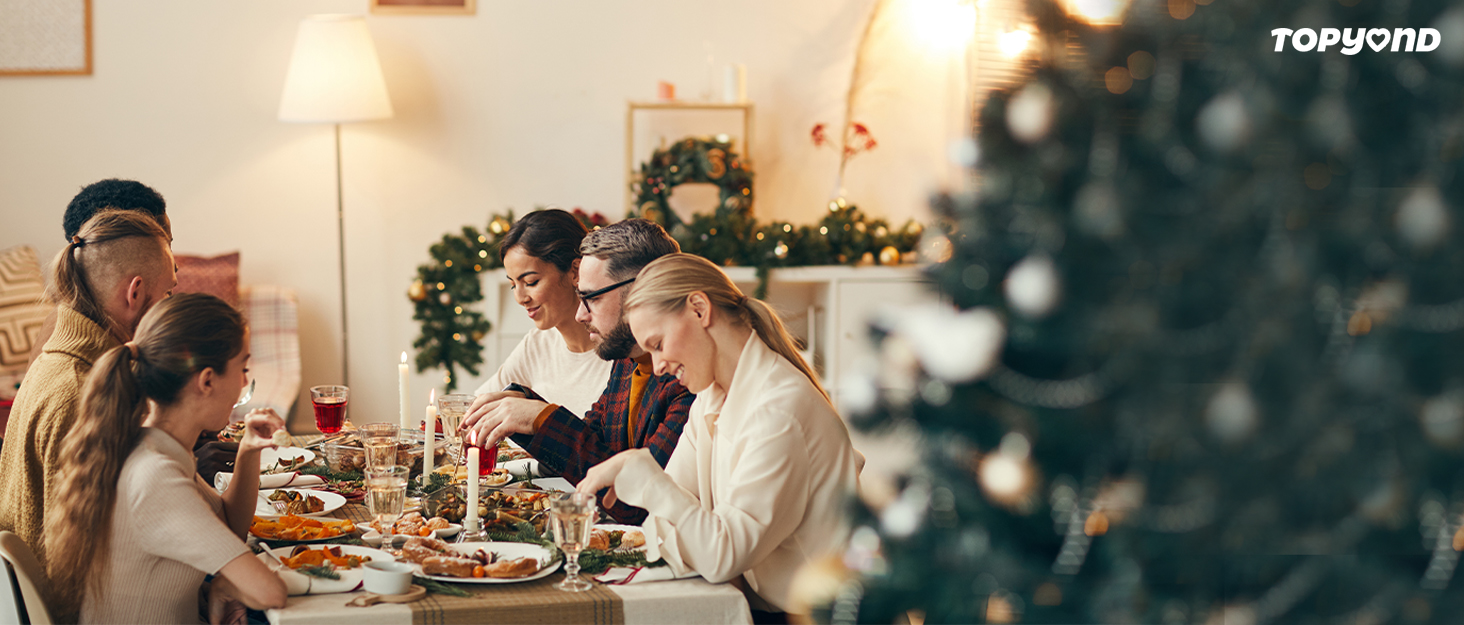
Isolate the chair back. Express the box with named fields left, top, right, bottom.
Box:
left=0, top=532, right=51, bottom=625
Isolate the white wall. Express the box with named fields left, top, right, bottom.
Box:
left=0, top=0, right=973, bottom=428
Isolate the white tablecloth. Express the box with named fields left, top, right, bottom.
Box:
left=265, top=577, right=752, bottom=625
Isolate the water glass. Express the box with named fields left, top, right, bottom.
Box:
left=360, top=422, right=400, bottom=470
left=366, top=465, right=409, bottom=547
left=310, top=385, right=349, bottom=434
left=549, top=492, right=596, bottom=592
left=436, top=393, right=474, bottom=464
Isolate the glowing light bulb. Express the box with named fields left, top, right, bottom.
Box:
left=908, top=0, right=978, bottom=53
left=997, top=28, right=1032, bottom=59
left=979, top=454, right=1027, bottom=498
left=1064, top=0, right=1130, bottom=25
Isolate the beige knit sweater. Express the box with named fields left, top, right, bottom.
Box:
left=0, top=305, right=116, bottom=619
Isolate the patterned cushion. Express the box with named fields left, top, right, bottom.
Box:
left=175, top=252, right=240, bottom=308
left=231, top=285, right=301, bottom=423
left=0, top=246, right=50, bottom=400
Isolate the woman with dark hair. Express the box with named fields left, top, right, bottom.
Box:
left=45, top=293, right=287, bottom=623
left=472, top=209, right=613, bottom=417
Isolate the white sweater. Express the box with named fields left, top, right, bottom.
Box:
left=613, top=334, right=862, bottom=613
left=475, top=327, right=614, bottom=418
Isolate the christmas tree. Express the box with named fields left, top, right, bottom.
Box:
left=832, top=0, right=1464, bottom=622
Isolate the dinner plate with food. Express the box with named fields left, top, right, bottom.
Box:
left=250, top=515, right=357, bottom=543
left=263, top=544, right=393, bottom=590
left=260, top=447, right=316, bottom=472
left=590, top=524, right=646, bottom=552
left=362, top=512, right=460, bottom=545
left=256, top=489, right=346, bottom=518
left=398, top=537, right=558, bottom=584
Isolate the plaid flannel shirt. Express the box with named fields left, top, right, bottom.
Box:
left=512, top=357, right=693, bottom=524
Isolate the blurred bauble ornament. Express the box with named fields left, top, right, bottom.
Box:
left=774, top=241, right=790, bottom=260
left=1197, top=92, right=1252, bottom=153
left=899, top=304, right=1005, bottom=383
left=471, top=330, right=486, bottom=342
left=438, top=292, right=452, bottom=305
left=901, top=251, right=919, bottom=264
left=1396, top=185, right=1450, bottom=250
left=858, top=252, right=875, bottom=266
left=1420, top=393, right=1464, bottom=447
left=489, top=217, right=510, bottom=235
left=1006, top=83, right=1055, bottom=144
left=408, top=280, right=427, bottom=301
left=1205, top=383, right=1259, bottom=444
left=1004, top=254, right=1062, bottom=318
left=878, top=246, right=900, bottom=265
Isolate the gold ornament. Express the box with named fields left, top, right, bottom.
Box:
left=855, top=221, right=867, bottom=233
left=471, top=330, right=486, bottom=342
left=879, top=245, right=900, bottom=265
left=490, top=217, right=510, bottom=235
left=643, top=207, right=663, bottom=224
left=858, top=251, right=875, bottom=266
left=408, top=280, right=427, bottom=301
left=707, top=148, right=727, bottom=179
left=438, top=293, right=452, bottom=305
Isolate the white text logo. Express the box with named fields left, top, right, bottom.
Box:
left=1271, top=28, right=1441, bottom=54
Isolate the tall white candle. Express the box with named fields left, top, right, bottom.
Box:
left=424, top=390, right=437, bottom=483
left=399, top=352, right=411, bottom=430
left=723, top=63, right=746, bottom=103
left=465, top=437, right=480, bottom=531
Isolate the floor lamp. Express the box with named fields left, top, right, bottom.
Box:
left=278, top=14, right=394, bottom=385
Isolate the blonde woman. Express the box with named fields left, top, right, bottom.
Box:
left=576, top=253, right=862, bottom=619
left=45, top=293, right=286, bottom=624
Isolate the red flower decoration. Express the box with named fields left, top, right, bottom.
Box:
left=811, top=123, right=828, bottom=147
left=851, top=122, right=870, bottom=136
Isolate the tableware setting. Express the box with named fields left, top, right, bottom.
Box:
left=261, top=447, right=316, bottom=471
left=255, top=488, right=347, bottom=518
left=549, top=491, right=596, bottom=592
left=261, top=544, right=395, bottom=595
left=403, top=540, right=560, bottom=584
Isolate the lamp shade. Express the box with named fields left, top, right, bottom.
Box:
left=278, top=14, right=393, bottom=123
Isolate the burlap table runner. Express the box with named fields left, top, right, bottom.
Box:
left=329, top=502, right=623, bottom=625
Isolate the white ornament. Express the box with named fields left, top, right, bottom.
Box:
left=1196, top=92, right=1251, bottom=153
left=1205, top=383, right=1258, bottom=444
left=979, top=453, right=1027, bottom=500
left=898, top=304, right=1005, bottom=383
left=1396, top=185, right=1450, bottom=250
left=1004, top=254, right=1062, bottom=318
left=1006, top=83, right=1055, bottom=144
left=1421, top=393, right=1464, bottom=446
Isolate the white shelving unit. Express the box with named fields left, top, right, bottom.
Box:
left=462, top=264, right=940, bottom=406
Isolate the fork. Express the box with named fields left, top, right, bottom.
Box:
left=233, top=379, right=256, bottom=409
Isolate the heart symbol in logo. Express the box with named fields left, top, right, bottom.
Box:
left=1367, top=28, right=1391, bottom=52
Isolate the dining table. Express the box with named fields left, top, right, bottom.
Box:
left=256, top=436, right=753, bottom=625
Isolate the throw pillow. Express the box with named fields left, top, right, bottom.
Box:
left=175, top=252, right=241, bottom=308
left=0, top=245, right=51, bottom=400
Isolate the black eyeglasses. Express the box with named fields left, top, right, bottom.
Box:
left=577, top=277, right=636, bottom=314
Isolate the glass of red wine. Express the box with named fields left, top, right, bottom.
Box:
left=310, top=385, right=349, bottom=434
left=465, top=430, right=499, bottom=476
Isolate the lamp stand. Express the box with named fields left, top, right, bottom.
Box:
left=334, top=122, right=350, bottom=386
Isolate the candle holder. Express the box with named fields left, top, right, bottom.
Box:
left=457, top=517, right=487, bottom=543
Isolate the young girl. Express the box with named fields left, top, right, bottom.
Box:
left=577, top=253, right=862, bottom=618
left=472, top=208, right=614, bottom=417
left=45, top=293, right=287, bottom=624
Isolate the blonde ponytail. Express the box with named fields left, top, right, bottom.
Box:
left=45, top=209, right=170, bottom=336
left=624, top=253, right=828, bottom=400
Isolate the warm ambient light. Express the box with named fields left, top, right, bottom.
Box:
left=997, top=28, right=1032, bottom=58
left=908, top=0, right=978, bottom=52
left=1064, top=0, right=1131, bottom=25
left=278, top=14, right=393, bottom=123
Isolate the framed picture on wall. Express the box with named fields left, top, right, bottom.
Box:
left=0, top=0, right=91, bottom=76
left=370, top=0, right=476, bottom=15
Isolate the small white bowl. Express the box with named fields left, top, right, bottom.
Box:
left=362, top=561, right=414, bottom=596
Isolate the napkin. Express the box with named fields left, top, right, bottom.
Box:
left=214, top=471, right=326, bottom=493
left=594, top=566, right=679, bottom=585
left=257, top=553, right=364, bottom=595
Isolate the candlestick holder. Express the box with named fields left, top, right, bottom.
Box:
left=457, top=517, right=487, bottom=543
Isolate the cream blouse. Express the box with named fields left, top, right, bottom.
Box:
left=612, top=334, right=862, bottom=613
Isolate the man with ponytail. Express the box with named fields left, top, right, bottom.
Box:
left=464, top=219, right=694, bottom=524
left=0, top=209, right=177, bottom=577
left=577, top=253, right=862, bottom=621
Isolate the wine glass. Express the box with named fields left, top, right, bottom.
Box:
left=310, top=385, right=349, bottom=435
left=549, top=492, right=596, bottom=592
left=436, top=393, right=473, bottom=465
left=360, top=423, right=400, bottom=471
left=367, top=465, right=408, bottom=551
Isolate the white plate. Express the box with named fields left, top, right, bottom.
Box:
left=257, top=488, right=347, bottom=518
left=411, top=541, right=560, bottom=584
left=530, top=477, right=574, bottom=492
left=265, top=544, right=395, bottom=589
left=593, top=524, right=646, bottom=551
left=360, top=523, right=460, bottom=547
left=261, top=447, right=316, bottom=471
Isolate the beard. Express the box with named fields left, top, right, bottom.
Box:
left=594, top=319, right=637, bottom=361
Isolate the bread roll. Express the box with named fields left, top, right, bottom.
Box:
left=588, top=528, right=609, bottom=551
left=423, top=555, right=479, bottom=578
left=484, top=557, right=539, bottom=578
left=621, top=529, right=645, bottom=549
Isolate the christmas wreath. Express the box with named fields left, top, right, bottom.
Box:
left=631, top=136, right=752, bottom=231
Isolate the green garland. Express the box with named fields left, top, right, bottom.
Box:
left=632, top=136, right=752, bottom=231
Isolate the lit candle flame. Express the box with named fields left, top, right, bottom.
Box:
left=429, top=388, right=435, bottom=405
left=400, top=351, right=407, bottom=364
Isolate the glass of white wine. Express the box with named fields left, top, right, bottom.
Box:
left=366, top=465, right=408, bottom=551
left=549, top=492, right=596, bottom=592
left=436, top=393, right=474, bottom=466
